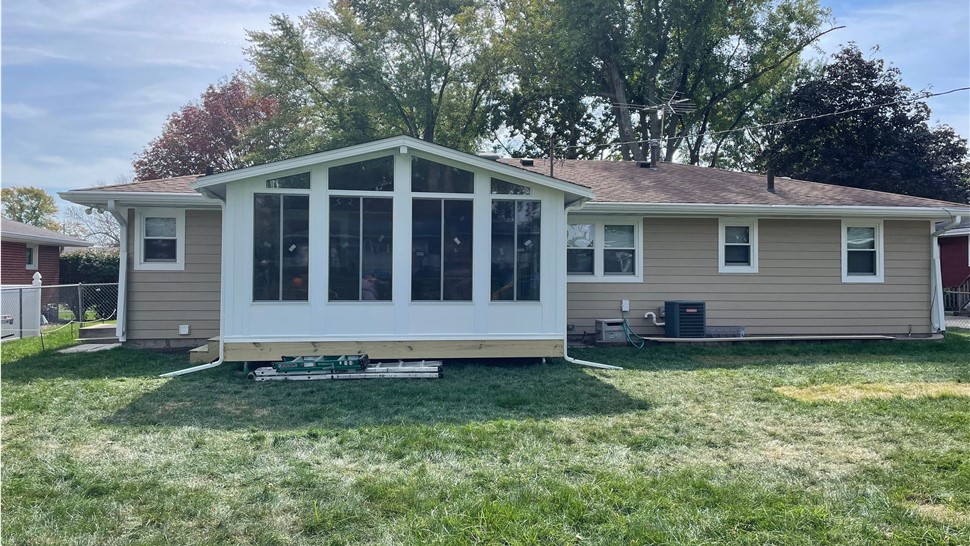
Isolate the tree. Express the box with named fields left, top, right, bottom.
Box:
left=245, top=0, right=501, bottom=161
left=1, top=186, right=60, bottom=230
left=498, top=0, right=832, bottom=163
left=63, top=206, right=121, bottom=247
left=765, top=44, right=970, bottom=203
left=133, top=74, right=277, bottom=179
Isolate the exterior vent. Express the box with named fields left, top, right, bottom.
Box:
left=520, top=158, right=534, bottom=166
left=595, top=319, right=625, bottom=344
left=664, top=301, right=706, bottom=338
left=637, top=161, right=651, bottom=168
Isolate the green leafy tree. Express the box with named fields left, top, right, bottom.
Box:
left=1, top=186, right=60, bottom=230
left=498, top=0, right=832, bottom=163
left=133, top=74, right=277, bottom=179
left=765, top=44, right=970, bottom=203
left=246, top=0, right=501, bottom=162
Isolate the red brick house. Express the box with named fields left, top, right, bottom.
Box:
left=1, top=218, right=92, bottom=286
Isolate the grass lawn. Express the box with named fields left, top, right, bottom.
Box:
left=2, top=332, right=969, bottom=545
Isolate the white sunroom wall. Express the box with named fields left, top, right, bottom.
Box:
left=222, top=150, right=567, bottom=342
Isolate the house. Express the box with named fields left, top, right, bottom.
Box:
left=1, top=218, right=92, bottom=286
left=60, top=136, right=970, bottom=364
left=938, top=218, right=970, bottom=313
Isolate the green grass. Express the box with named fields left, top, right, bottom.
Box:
left=2, top=332, right=969, bottom=545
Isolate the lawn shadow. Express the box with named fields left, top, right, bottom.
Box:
left=102, top=359, right=652, bottom=431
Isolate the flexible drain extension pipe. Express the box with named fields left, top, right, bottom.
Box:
left=106, top=200, right=128, bottom=343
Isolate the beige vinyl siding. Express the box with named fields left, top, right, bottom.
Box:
left=126, top=209, right=221, bottom=341
left=568, top=218, right=932, bottom=336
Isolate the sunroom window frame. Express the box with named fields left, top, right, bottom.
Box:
left=566, top=217, right=643, bottom=283
left=718, top=218, right=759, bottom=274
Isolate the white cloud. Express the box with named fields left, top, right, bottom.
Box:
left=2, top=103, right=47, bottom=119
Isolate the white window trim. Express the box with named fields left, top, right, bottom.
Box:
left=25, top=244, right=39, bottom=270
left=842, top=219, right=884, bottom=283
left=718, top=218, right=759, bottom=274
left=134, top=208, right=185, bottom=271
left=567, top=217, right=643, bottom=283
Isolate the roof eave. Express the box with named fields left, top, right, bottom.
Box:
left=192, top=136, right=595, bottom=202
left=59, top=191, right=219, bottom=209
left=1, top=233, right=93, bottom=247
left=579, top=202, right=970, bottom=219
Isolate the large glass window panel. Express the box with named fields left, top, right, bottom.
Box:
left=412, top=157, right=474, bottom=193
left=723, top=225, right=751, bottom=266
left=412, top=199, right=443, bottom=300
left=491, top=200, right=541, bottom=301
left=443, top=200, right=473, bottom=300
left=253, top=194, right=282, bottom=301
left=361, top=199, right=393, bottom=300
left=491, top=178, right=531, bottom=195
left=329, top=197, right=361, bottom=301
left=329, top=157, right=394, bottom=191
left=144, top=217, right=178, bottom=262
left=490, top=201, right=515, bottom=300
left=266, top=172, right=310, bottom=189
left=516, top=201, right=541, bottom=300
left=281, top=196, right=310, bottom=301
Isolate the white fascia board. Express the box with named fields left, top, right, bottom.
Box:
left=59, top=191, right=219, bottom=209
left=192, top=135, right=595, bottom=201
left=1, top=234, right=93, bottom=247
left=581, top=202, right=970, bottom=219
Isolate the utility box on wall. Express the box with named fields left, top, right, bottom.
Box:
left=595, top=319, right=626, bottom=344
left=664, top=301, right=706, bottom=338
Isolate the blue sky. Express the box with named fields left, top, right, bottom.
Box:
left=2, top=0, right=968, bottom=214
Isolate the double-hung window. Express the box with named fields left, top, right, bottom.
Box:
left=566, top=219, right=641, bottom=281
left=718, top=218, right=758, bottom=273
left=328, top=157, right=394, bottom=301
left=411, top=157, right=474, bottom=301
left=135, top=208, right=185, bottom=271
left=842, top=220, right=883, bottom=283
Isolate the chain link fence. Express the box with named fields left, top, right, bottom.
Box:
left=1, top=283, right=118, bottom=340
left=944, top=288, right=970, bottom=330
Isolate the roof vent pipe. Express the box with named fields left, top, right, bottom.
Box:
left=767, top=168, right=775, bottom=193
left=650, top=141, right=661, bottom=167
left=520, top=158, right=534, bottom=167
left=205, top=166, right=214, bottom=176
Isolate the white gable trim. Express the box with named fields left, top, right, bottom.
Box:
left=193, top=136, right=594, bottom=202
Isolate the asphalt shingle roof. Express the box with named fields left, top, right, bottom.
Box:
left=1, top=219, right=92, bottom=247
left=76, top=174, right=202, bottom=194
left=497, top=158, right=967, bottom=208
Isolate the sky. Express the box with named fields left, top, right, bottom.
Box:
left=2, top=0, right=969, bottom=215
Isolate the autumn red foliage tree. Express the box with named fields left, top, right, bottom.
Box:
left=133, top=74, right=277, bottom=180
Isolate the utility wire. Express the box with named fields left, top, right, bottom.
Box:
left=551, top=86, right=970, bottom=153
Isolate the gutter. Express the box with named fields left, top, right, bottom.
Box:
left=160, top=195, right=228, bottom=378
left=581, top=202, right=970, bottom=219
left=562, top=199, right=622, bottom=371
left=106, top=200, right=128, bottom=342
left=930, top=214, right=963, bottom=333
left=60, top=191, right=218, bottom=208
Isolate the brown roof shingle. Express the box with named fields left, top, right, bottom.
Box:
left=497, top=159, right=966, bottom=208
left=76, top=174, right=201, bottom=194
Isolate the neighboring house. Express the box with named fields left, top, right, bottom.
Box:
left=1, top=218, right=92, bottom=286
left=938, top=218, right=970, bottom=289
left=60, top=136, right=970, bottom=362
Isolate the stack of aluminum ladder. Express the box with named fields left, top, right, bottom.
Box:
left=248, top=354, right=442, bottom=381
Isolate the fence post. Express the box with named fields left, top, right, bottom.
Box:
left=77, top=282, right=84, bottom=324
left=18, top=288, right=23, bottom=338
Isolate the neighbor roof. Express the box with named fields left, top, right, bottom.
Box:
left=498, top=158, right=966, bottom=209
left=1, top=218, right=92, bottom=247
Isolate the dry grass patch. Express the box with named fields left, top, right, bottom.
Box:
left=774, top=381, right=970, bottom=402
left=903, top=502, right=970, bottom=527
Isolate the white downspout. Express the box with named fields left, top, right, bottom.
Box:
left=160, top=193, right=227, bottom=377
left=563, top=199, right=622, bottom=370
left=931, top=214, right=962, bottom=333
left=106, top=200, right=128, bottom=342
